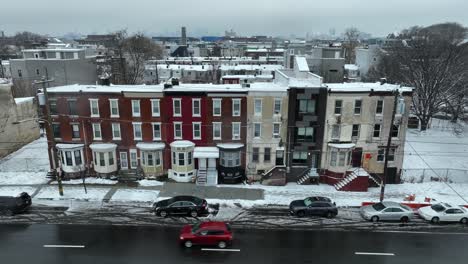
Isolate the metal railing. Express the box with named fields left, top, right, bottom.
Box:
left=401, top=168, right=468, bottom=183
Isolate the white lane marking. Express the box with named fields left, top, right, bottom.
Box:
left=43, top=245, right=85, bottom=248
left=373, top=230, right=468, bottom=236
left=201, top=248, right=241, bottom=252
left=355, top=252, right=395, bottom=256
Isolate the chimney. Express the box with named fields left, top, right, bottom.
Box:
left=181, top=27, right=187, bottom=46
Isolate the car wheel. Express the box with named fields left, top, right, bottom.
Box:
left=431, top=217, right=440, bottom=224
left=159, top=210, right=168, bottom=218
left=460, top=218, right=468, bottom=225
left=371, top=216, right=379, bottom=222
left=190, top=210, right=198, bottom=218
left=400, top=216, right=409, bottom=223
left=326, top=212, right=334, bottom=219
left=297, top=211, right=305, bottom=217
left=184, top=240, right=193, bottom=248
left=218, top=241, right=227, bottom=249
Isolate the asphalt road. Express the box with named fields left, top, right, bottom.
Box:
left=1, top=224, right=468, bottom=264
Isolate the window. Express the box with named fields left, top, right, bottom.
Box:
left=49, top=100, right=58, bottom=115
left=377, top=148, right=385, bottom=162
left=112, top=123, right=121, bottom=140
left=264, top=148, right=271, bottom=162
left=130, top=149, right=138, bottom=168
left=151, top=99, right=160, bottom=117
left=331, top=125, right=340, bottom=140
left=92, top=123, right=101, bottom=140
left=254, top=99, right=262, bottom=116
left=174, top=122, right=182, bottom=139
left=155, top=151, right=161, bottom=166
left=74, top=150, right=82, bottom=166
left=232, top=99, right=241, bottom=116
left=17, top=69, right=22, bottom=78
left=152, top=123, right=161, bottom=140
left=213, top=122, right=221, bottom=140
left=352, top=124, right=360, bottom=138
left=93, top=152, right=97, bottom=165
left=108, top=152, right=114, bottom=165
left=252, top=148, right=259, bottom=162
left=133, top=122, right=142, bottom=140
left=213, top=99, right=221, bottom=116
left=388, top=148, right=395, bottom=162
left=178, top=153, right=185, bottom=166
left=120, top=152, right=128, bottom=169
left=172, top=152, right=176, bottom=165
left=36, top=69, right=40, bottom=75
left=172, top=98, right=182, bottom=116
left=99, top=152, right=105, bottom=166
left=397, top=98, right=405, bottom=115
left=373, top=124, right=381, bottom=138
left=334, top=100, right=342, bottom=115
left=192, top=99, right=201, bottom=117
left=68, top=100, right=77, bottom=115
left=391, top=124, right=399, bottom=138
left=274, top=98, right=282, bottom=115
left=354, top=100, right=362, bottom=115
left=299, top=99, right=316, bottom=114
left=377, top=147, right=395, bottom=162
left=89, top=99, right=99, bottom=117
left=330, top=150, right=347, bottom=166
left=297, top=127, right=314, bottom=141
left=273, top=123, right=281, bottom=138
left=338, top=151, right=346, bottom=166
left=232, top=122, right=241, bottom=140
left=188, top=151, right=192, bottom=165
left=193, top=122, right=201, bottom=140
left=330, top=151, right=337, bottom=166
left=253, top=123, right=261, bottom=138
left=132, top=100, right=141, bottom=117
left=65, top=151, right=73, bottom=166
left=376, top=100, right=384, bottom=115
left=293, top=151, right=308, bottom=164
left=109, top=99, right=119, bottom=117
left=220, top=151, right=241, bottom=167
left=147, top=153, right=154, bottom=166
left=71, top=124, right=80, bottom=139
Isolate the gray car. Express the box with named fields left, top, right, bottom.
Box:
left=360, top=201, right=414, bottom=222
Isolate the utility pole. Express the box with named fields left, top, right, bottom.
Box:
left=37, top=69, right=63, bottom=196
left=380, top=89, right=399, bottom=201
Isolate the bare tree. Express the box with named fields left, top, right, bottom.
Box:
left=371, top=23, right=468, bottom=130
left=343, top=27, right=361, bottom=64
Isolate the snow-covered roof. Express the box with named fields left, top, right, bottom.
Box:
left=146, top=64, right=213, bottom=71
left=23, top=48, right=84, bottom=52
left=220, top=64, right=283, bottom=71
left=136, top=142, right=165, bottom=151
left=194, top=147, right=219, bottom=158
left=14, top=97, right=34, bottom=104
left=89, top=143, right=117, bottom=151
left=47, top=84, right=165, bottom=94
left=56, top=143, right=84, bottom=150
left=221, top=74, right=273, bottom=80
left=328, top=143, right=355, bottom=149
left=348, top=168, right=370, bottom=177
left=295, top=57, right=310, bottom=72
left=247, top=82, right=288, bottom=92
left=217, top=143, right=244, bottom=149
left=164, top=84, right=247, bottom=93
left=245, top=48, right=285, bottom=53
left=326, top=82, right=413, bottom=93
left=170, top=140, right=195, bottom=148
left=344, top=64, right=359, bottom=71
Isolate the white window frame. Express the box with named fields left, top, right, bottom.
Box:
left=133, top=122, right=142, bottom=141
left=89, top=99, right=99, bottom=117
left=232, top=122, right=241, bottom=140
left=152, top=122, right=161, bottom=140
left=391, top=124, right=400, bottom=138
left=273, top=98, right=282, bottom=115
left=174, top=122, right=183, bottom=139
left=173, top=98, right=182, bottom=117
left=273, top=123, right=281, bottom=138
left=376, top=100, right=384, bottom=115
left=334, top=100, right=343, bottom=115
left=132, top=100, right=141, bottom=117
left=253, top=123, right=262, bottom=138
left=112, top=123, right=121, bottom=140
left=151, top=99, right=160, bottom=117
left=71, top=123, right=80, bottom=139
left=129, top=149, right=138, bottom=169
left=109, top=99, right=119, bottom=118
left=192, top=98, right=201, bottom=117
left=213, top=98, right=222, bottom=116
left=192, top=122, right=201, bottom=140
left=354, top=99, right=362, bottom=115
left=254, top=98, right=262, bottom=116
left=373, top=124, right=381, bottom=138
left=232, top=98, right=241, bottom=116
left=92, top=123, right=102, bottom=140
left=213, top=122, right=222, bottom=140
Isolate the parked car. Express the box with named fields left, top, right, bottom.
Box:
left=153, top=195, right=208, bottom=217
left=289, top=197, right=338, bottom=218
left=179, top=221, right=233, bottom=248
left=0, top=192, right=32, bottom=216
left=418, top=203, right=468, bottom=224
left=360, top=201, right=414, bottom=222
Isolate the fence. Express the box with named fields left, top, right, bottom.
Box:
left=401, top=168, right=468, bottom=183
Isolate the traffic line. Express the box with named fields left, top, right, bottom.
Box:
left=201, top=248, right=241, bottom=252
left=43, top=245, right=85, bottom=248
left=355, top=252, right=395, bottom=256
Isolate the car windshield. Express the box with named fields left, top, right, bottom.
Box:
left=304, top=198, right=312, bottom=206
left=431, top=204, right=446, bottom=212
left=191, top=222, right=202, bottom=234
left=372, top=203, right=386, bottom=211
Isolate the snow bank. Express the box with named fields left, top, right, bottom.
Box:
left=51, top=178, right=117, bottom=185
left=138, top=179, right=165, bottom=187
left=0, top=186, right=37, bottom=197
left=35, top=186, right=108, bottom=200
left=14, top=97, right=34, bottom=104
left=111, top=189, right=159, bottom=202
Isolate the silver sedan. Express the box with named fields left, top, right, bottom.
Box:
left=360, top=201, right=414, bottom=222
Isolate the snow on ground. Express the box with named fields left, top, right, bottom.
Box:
left=51, top=178, right=117, bottom=185
left=0, top=186, right=37, bottom=197
left=111, top=189, right=159, bottom=202
left=35, top=186, right=108, bottom=200
left=14, top=97, right=34, bottom=104
left=0, top=137, right=49, bottom=185
left=138, top=179, right=165, bottom=187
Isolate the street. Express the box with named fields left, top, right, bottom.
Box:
left=1, top=224, right=468, bottom=264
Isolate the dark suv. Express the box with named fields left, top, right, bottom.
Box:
left=153, top=195, right=208, bottom=217
left=289, top=197, right=338, bottom=218
left=0, top=192, right=32, bottom=216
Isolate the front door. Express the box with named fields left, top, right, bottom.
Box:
left=385, top=167, right=398, bottom=184
left=208, top=158, right=216, bottom=169
left=120, top=152, right=128, bottom=170
left=199, top=158, right=207, bottom=170
left=275, top=150, right=284, bottom=165
left=351, top=148, right=363, bottom=167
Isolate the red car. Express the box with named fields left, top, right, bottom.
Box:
left=179, top=221, right=233, bottom=248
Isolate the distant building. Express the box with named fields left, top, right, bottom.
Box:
left=355, top=45, right=382, bottom=79
left=306, top=46, right=345, bottom=83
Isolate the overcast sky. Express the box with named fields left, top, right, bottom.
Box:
left=1, top=0, right=467, bottom=38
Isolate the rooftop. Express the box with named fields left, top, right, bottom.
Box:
left=326, top=82, right=413, bottom=93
